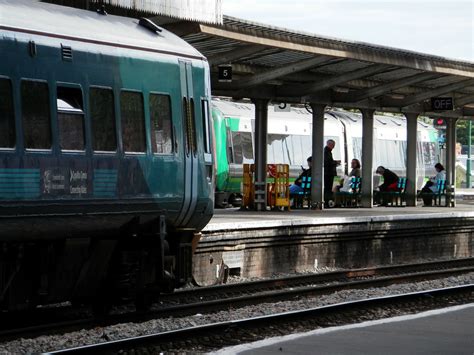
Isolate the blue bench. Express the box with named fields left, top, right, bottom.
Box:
left=293, top=175, right=311, bottom=208
left=335, top=176, right=361, bottom=207
left=421, top=179, right=449, bottom=206
left=379, top=177, right=407, bottom=206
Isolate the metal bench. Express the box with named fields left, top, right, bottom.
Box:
left=379, top=177, right=407, bottom=206
left=293, top=175, right=311, bottom=208
left=335, top=176, right=361, bottom=207
left=421, top=179, right=453, bottom=206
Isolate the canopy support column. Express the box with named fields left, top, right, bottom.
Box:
left=446, top=118, right=458, bottom=206
left=405, top=113, right=418, bottom=206
left=252, top=98, right=270, bottom=211
left=310, top=104, right=326, bottom=209
left=360, top=109, right=375, bottom=208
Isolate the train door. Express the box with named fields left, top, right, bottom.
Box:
left=176, top=61, right=198, bottom=226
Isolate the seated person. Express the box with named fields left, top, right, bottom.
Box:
left=349, top=159, right=361, bottom=178
left=375, top=166, right=399, bottom=205
left=420, top=163, right=446, bottom=206
left=290, top=156, right=312, bottom=195
left=334, top=159, right=361, bottom=193
left=376, top=166, right=399, bottom=192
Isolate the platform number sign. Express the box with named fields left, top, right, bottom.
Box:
left=433, top=118, right=447, bottom=130
left=218, top=65, right=232, bottom=82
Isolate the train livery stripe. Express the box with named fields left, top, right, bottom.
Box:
left=0, top=168, right=40, bottom=199
left=93, top=169, right=118, bottom=198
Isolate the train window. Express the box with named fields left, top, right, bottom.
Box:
left=182, top=97, right=197, bottom=156
left=288, top=135, right=306, bottom=166
left=267, top=134, right=290, bottom=164
left=57, top=86, right=85, bottom=151
left=121, top=91, right=146, bottom=153
left=0, top=78, right=15, bottom=148
left=90, top=87, right=117, bottom=152
left=375, top=139, right=405, bottom=169
left=231, top=131, right=253, bottom=164
left=422, top=142, right=437, bottom=166
left=21, top=80, right=51, bottom=149
left=201, top=99, right=211, bottom=154
left=300, top=135, right=312, bottom=164
left=189, top=98, right=197, bottom=154
left=352, top=137, right=362, bottom=160
left=150, top=93, right=173, bottom=154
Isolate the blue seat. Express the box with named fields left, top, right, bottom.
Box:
left=421, top=179, right=447, bottom=206
left=379, top=177, right=407, bottom=206
left=335, top=176, right=361, bottom=207
left=293, top=176, right=311, bottom=208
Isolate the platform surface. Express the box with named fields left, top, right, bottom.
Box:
left=205, top=200, right=474, bottom=232
left=216, top=304, right=474, bottom=355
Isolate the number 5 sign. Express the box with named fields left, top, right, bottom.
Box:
left=218, top=65, right=233, bottom=82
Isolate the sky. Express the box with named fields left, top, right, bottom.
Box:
left=222, top=0, right=474, bottom=62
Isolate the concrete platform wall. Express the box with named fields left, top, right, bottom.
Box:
left=193, top=217, right=474, bottom=286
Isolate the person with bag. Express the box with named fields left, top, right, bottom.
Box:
left=289, top=156, right=312, bottom=195
left=420, top=163, right=446, bottom=206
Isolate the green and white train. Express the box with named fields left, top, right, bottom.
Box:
left=212, top=99, right=439, bottom=207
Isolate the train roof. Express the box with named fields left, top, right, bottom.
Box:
left=0, top=0, right=205, bottom=60
left=212, top=99, right=436, bottom=131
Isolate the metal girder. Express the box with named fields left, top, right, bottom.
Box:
left=346, top=72, right=439, bottom=102
left=199, top=23, right=474, bottom=78
left=280, top=64, right=390, bottom=98
left=455, top=95, right=474, bottom=107
left=235, top=55, right=333, bottom=89
left=207, top=45, right=267, bottom=65
left=400, top=78, right=474, bottom=107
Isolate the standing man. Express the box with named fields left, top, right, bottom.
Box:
left=324, top=139, right=340, bottom=205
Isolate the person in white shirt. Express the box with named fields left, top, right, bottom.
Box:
left=420, top=163, right=446, bottom=206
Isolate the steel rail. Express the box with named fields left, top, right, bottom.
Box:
left=47, top=284, right=474, bottom=354
left=2, top=258, right=473, bottom=341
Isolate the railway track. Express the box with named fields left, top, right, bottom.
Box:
left=49, top=284, right=474, bottom=354
left=1, top=258, right=473, bottom=343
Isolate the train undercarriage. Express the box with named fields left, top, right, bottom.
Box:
left=0, top=216, right=199, bottom=312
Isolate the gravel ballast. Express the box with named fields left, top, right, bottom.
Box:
left=0, top=273, right=473, bottom=354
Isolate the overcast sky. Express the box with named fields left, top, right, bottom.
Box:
left=222, top=0, right=474, bottom=62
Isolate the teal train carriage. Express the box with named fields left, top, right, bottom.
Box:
left=0, top=0, right=214, bottom=311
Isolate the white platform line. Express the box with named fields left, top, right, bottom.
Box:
left=209, top=303, right=474, bottom=355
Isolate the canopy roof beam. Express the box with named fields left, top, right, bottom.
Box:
left=400, top=78, right=474, bottom=107
left=207, top=44, right=267, bottom=65
left=455, top=95, right=474, bottom=108
left=277, top=64, right=391, bottom=98
left=235, top=55, right=333, bottom=89
left=347, top=72, right=439, bottom=102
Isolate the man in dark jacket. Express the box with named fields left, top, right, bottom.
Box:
left=375, top=166, right=400, bottom=206
left=375, top=166, right=399, bottom=192
left=324, top=139, right=340, bottom=204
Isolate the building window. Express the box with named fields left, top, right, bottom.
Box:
left=90, top=87, right=117, bottom=152
left=0, top=78, right=15, bottom=148
left=21, top=80, right=51, bottom=149
left=150, top=93, right=173, bottom=154
left=57, top=86, right=85, bottom=151
left=121, top=91, right=146, bottom=153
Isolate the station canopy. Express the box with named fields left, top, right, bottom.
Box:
left=157, top=15, right=474, bottom=119
left=43, top=0, right=223, bottom=24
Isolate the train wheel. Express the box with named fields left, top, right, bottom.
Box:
left=135, top=291, right=152, bottom=313
left=91, top=293, right=112, bottom=317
